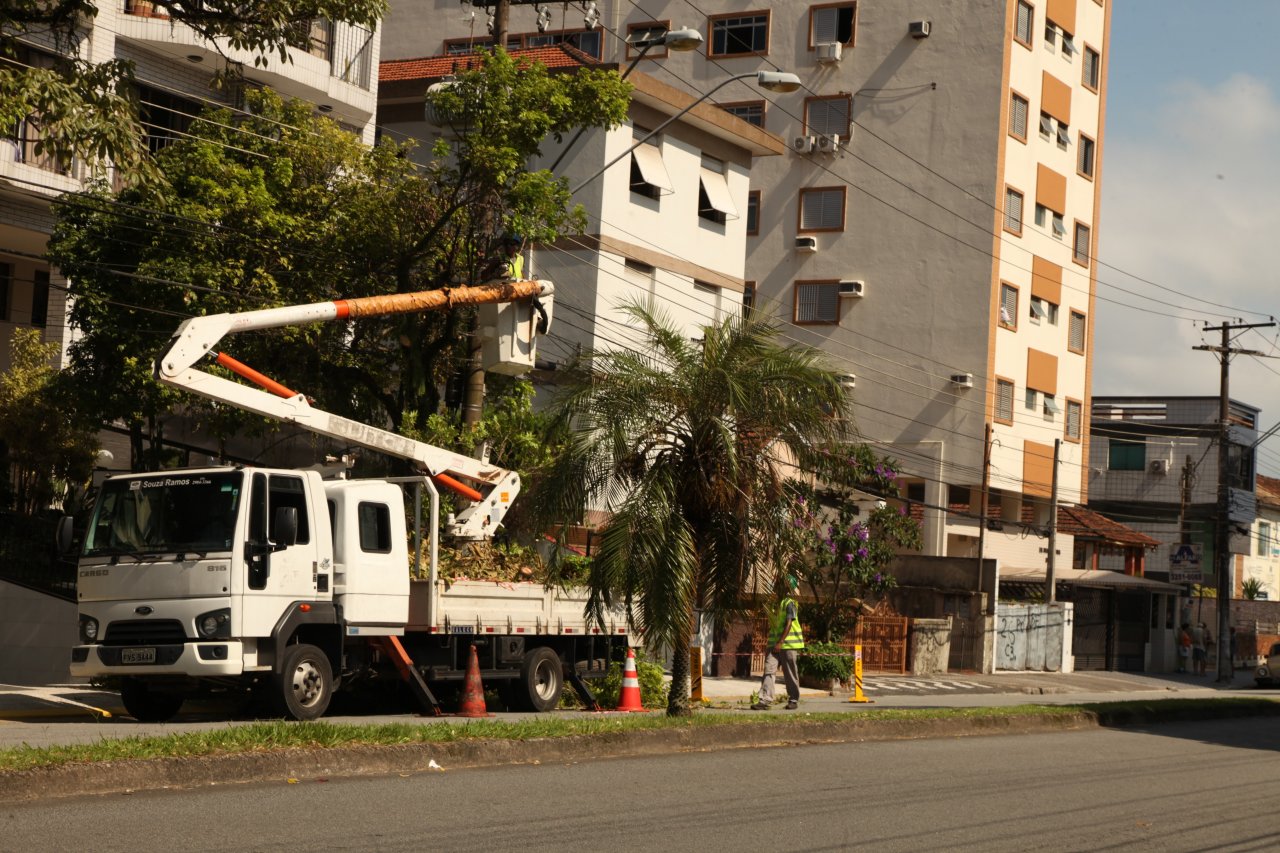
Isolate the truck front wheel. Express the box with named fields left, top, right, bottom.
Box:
left=121, top=678, right=184, bottom=722
left=515, top=646, right=563, bottom=712
left=274, top=643, right=333, bottom=721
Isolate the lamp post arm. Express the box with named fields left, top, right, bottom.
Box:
left=569, top=72, right=755, bottom=195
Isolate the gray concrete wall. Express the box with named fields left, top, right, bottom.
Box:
left=910, top=618, right=951, bottom=676
left=995, top=602, right=1071, bottom=672
left=0, top=580, right=75, bottom=684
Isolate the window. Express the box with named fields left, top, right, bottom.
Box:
left=0, top=263, right=10, bottom=322
left=798, top=187, right=845, bottom=231
left=698, top=156, right=736, bottom=225
left=1259, top=521, right=1272, bottom=557
left=136, top=84, right=201, bottom=155
left=625, top=259, right=657, bottom=309
left=794, top=281, right=840, bottom=324
left=1004, top=186, right=1024, bottom=234
left=627, top=21, right=671, bottom=59
left=1073, top=221, right=1091, bottom=266
left=709, top=12, right=769, bottom=57
left=811, top=2, right=856, bottom=47
left=287, top=18, right=333, bottom=60
left=629, top=129, right=671, bottom=200
left=1025, top=388, right=1038, bottom=410
left=1034, top=204, right=1065, bottom=238
left=1108, top=439, right=1146, bottom=471
left=1055, top=122, right=1070, bottom=149
left=1029, top=296, right=1058, bottom=325
left=31, top=269, right=48, bottom=328
left=1014, top=1, right=1034, bottom=47
left=357, top=502, right=392, bottom=553
left=1039, top=112, right=1053, bottom=139
left=746, top=191, right=760, bottom=235
left=1009, top=91, right=1029, bottom=142
left=743, top=281, right=756, bottom=317
left=996, top=378, right=1015, bottom=423
left=1044, top=20, right=1073, bottom=59
left=999, top=283, right=1018, bottom=330
left=525, top=28, right=603, bottom=58
left=1083, top=46, right=1101, bottom=91
left=1078, top=132, right=1096, bottom=179
left=1066, top=399, right=1082, bottom=441
left=805, top=95, right=851, bottom=137
left=1043, top=394, right=1059, bottom=421
left=1069, top=310, right=1086, bottom=353
left=720, top=100, right=765, bottom=128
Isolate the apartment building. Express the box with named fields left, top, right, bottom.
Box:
left=0, top=5, right=381, bottom=373
left=382, top=1, right=1109, bottom=563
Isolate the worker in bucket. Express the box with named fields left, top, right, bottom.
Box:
left=752, top=573, right=805, bottom=710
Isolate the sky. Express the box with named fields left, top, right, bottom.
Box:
left=1097, top=2, right=1280, bottom=474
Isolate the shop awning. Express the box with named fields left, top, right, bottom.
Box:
left=1001, top=566, right=1183, bottom=593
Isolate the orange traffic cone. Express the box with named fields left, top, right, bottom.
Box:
left=456, top=644, right=493, bottom=718
left=615, top=648, right=647, bottom=712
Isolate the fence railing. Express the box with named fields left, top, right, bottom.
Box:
left=0, top=513, right=76, bottom=601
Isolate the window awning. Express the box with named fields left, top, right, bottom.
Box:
left=1001, top=566, right=1183, bottom=593
left=631, top=144, right=673, bottom=195
left=698, top=167, right=738, bottom=219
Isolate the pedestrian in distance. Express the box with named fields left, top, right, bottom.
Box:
left=752, top=573, right=805, bottom=711
left=1191, top=621, right=1208, bottom=677
left=1177, top=624, right=1191, bottom=673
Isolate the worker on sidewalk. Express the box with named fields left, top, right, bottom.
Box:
left=752, top=573, right=805, bottom=710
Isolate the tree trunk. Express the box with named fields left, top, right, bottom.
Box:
left=666, top=626, right=692, bottom=717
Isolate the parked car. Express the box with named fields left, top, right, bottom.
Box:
left=1255, top=643, right=1280, bottom=687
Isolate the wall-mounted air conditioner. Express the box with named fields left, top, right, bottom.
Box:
left=816, top=133, right=842, bottom=154
left=1149, top=459, right=1169, bottom=475
left=815, top=41, right=843, bottom=64
left=949, top=373, right=974, bottom=389
left=909, top=20, right=932, bottom=39
left=839, top=373, right=856, bottom=389
left=838, top=280, right=864, bottom=298
left=791, top=135, right=815, bottom=154
left=795, top=235, right=818, bottom=252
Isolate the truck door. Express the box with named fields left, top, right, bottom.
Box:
left=241, top=473, right=319, bottom=637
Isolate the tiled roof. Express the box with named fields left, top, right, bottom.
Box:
left=380, top=45, right=602, bottom=83
left=1055, top=505, right=1161, bottom=548
left=1257, top=474, right=1280, bottom=507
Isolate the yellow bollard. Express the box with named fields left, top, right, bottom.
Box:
left=848, top=644, right=873, bottom=703
left=690, top=647, right=704, bottom=701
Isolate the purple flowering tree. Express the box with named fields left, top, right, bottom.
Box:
left=781, top=446, right=922, bottom=642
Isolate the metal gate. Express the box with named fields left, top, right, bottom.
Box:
left=948, top=616, right=983, bottom=672
left=853, top=616, right=909, bottom=673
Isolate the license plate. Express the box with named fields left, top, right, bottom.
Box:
left=121, top=647, right=156, bottom=665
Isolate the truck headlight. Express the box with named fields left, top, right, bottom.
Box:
left=79, top=615, right=99, bottom=644
left=196, top=608, right=231, bottom=640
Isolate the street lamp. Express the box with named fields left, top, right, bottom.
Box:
left=569, top=69, right=803, bottom=195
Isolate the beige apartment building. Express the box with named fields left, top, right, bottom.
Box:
left=382, top=0, right=1110, bottom=564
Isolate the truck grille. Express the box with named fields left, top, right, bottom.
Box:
left=103, top=619, right=187, bottom=645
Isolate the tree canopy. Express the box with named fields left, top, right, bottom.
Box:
left=1, top=0, right=386, bottom=177
left=533, top=305, right=864, bottom=716
left=48, top=53, right=630, bottom=467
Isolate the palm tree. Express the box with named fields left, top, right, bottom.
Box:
left=535, top=305, right=853, bottom=715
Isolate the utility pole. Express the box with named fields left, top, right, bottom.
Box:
left=1194, top=320, right=1275, bottom=683
left=977, top=423, right=991, bottom=607
left=1045, top=438, right=1060, bottom=604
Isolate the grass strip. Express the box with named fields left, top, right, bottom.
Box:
left=1, top=698, right=1274, bottom=774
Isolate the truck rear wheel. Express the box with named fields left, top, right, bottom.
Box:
left=515, top=646, right=563, bottom=712
left=273, top=643, right=333, bottom=721
left=121, top=678, right=184, bottom=722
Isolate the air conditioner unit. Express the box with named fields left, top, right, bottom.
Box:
left=795, top=235, right=818, bottom=252
left=791, top=135, right=815, bottom=154
left=815, top=41, right=843, bottom=64
left=816, top=133, right=842, bottom=154
left=909, top=20, right=932, bottom=39
left=839, top=373, right=856, bottom=389
left=949, top=373, right=974, bottom=389
left=1149, top=459, right=1169, bottom=475
left=838, top=279, right=864, bottom=298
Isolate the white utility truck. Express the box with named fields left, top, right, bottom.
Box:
left=66, top=281, right=628, bottom=721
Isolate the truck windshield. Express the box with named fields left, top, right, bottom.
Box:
left=83, top=472, right=245, bottom=557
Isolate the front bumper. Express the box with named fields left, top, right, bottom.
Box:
left=70, top=641, right=245, bottom=678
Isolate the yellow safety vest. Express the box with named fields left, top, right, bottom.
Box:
left=769, top=596, right=805, bottom=650
left=506, top=252, right=524, bottom=280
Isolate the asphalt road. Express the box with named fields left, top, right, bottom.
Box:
left=1, top=716, right=1275, bottom=852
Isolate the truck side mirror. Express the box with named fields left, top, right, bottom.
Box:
left=272, top=506, right=298, bottom=549
left=55, top=516, right=74, bottom=555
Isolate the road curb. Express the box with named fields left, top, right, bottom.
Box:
left=2, top=702, right=1276, bottom=803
